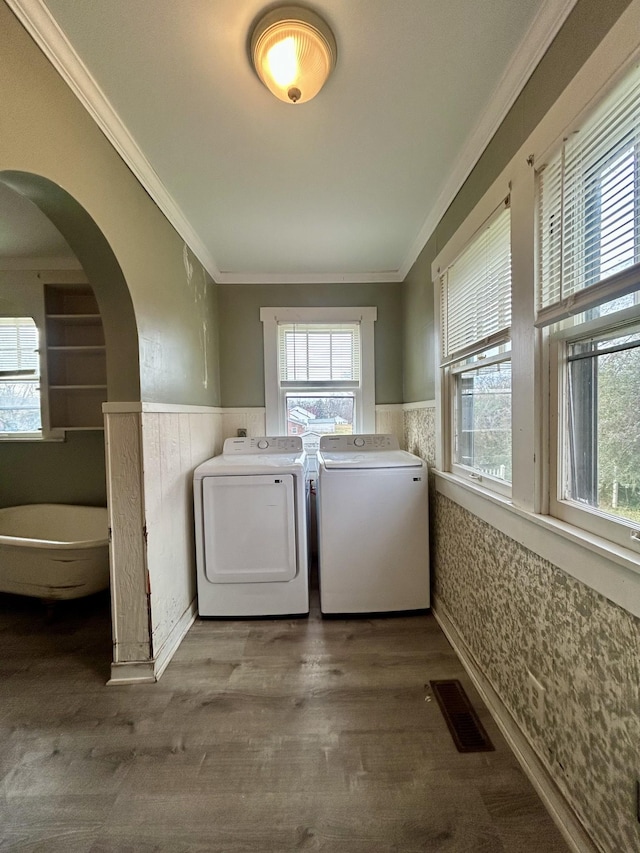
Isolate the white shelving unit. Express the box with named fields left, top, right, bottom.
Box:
left=44, top=285, right=107, bottom=430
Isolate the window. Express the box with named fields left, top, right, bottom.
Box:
left=261, top=307, right=376, bottom=465
left=540, top=60, right=640, bottom=546
left=280, top=321, right=360, bottom=440
left=0, top=317, right=42, bottom=435
left=439, top=200, right=512, bottom=494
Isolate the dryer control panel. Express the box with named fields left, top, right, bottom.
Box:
left=222, top=436, right=304, bottom=455
left=318, top=434, right=399, bottom=452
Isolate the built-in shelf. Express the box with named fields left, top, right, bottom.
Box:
left=44, top=285, right=107, bottom=431
left=47, top=346, right=106, bottom=352
left=49, top=384, right=108, bottom=391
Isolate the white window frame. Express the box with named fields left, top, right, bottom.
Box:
left=435, top=192, right=513, bottom=498
left=260, top=306, right=377, bottom=436
left=548, top=296, right=640, bottom=550
left=432, top=2, right=640, bottom=621
left=0, top=316, right=43, bottom=439
left=0, top=270, right=65, bottom=442
left=447, top=342, right=513, bottom=497
left=537, top=55, right=640, bottom=551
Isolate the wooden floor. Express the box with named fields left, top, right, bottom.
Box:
left=0, top=590, right=570, bottom=852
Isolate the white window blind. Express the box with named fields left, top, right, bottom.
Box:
left=0, top=318, right=39, bottom=377
left=440, top=202, right=511, bottom=362
left=538, top=62, right=640, bottom=322
left=278, top=323, right=360, bottom=384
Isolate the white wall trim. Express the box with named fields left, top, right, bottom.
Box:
left=374, top=403, right=404, bottom=412
left=151, top=598, right=198, bottom=681
left=399, top=0, right=579, bottom=280
left=108, top=660, right=156, bottom=686
left=436, top=471, right=640, bottom=618
left=103, top=402, right=224, bottom=414
left=433, top=600, right=598, bottom=853
left=5, top=0, right=222, bottom=284
left=402, top=400, right=436, bottom=411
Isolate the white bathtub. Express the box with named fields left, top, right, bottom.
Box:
left=0, top=504, right=109, bottom=600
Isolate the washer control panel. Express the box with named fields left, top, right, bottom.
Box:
left=318, top=434, right=399, bottom=452
left=223, top=436, right=304, bottom=455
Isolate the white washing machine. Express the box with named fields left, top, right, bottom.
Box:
left=316, top=434, right=429, bottom=614
left=193, top=436, right=309, bottom=617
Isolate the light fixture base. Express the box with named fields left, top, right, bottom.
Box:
left=250, top=5, right=337, bottom=105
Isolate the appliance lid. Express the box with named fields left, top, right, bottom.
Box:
left=194, top=450, right=307, bottom=478
left=319, top=449, right=422, bottom=469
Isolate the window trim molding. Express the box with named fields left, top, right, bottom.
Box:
left=449, top=345, right=513, bottom=498
left=433, top=186, right=515, bottom=499
left=431, top=0, right=640, bottom=608
left=260, top=306, right=377, bottom=436
left=547, top=309, right=640, bottom=550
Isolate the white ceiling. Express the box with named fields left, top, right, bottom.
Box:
left=6, top=0, right=576, bottom=282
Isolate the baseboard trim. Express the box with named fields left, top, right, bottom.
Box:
left=152, top=598, right=198, bottom=681
left=108, top=660, right=156, bottom=685
left=108, top=599, right=197, bottom=685
left=433, top=599, right=598, bottom=853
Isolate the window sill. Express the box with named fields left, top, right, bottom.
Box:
left=435, top=469, right=640, bottom=619
left=0, top=432, right=66, bottom=443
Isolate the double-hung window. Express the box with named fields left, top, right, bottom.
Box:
left=439, top=200, right=513, bottom=495
left=278, top=321, right=361, bottom=439
left=261, top=307, right=376, bottom=464
left=539, top=61, right=640, bottom=547
left=0, top=317, right=42, bottom=436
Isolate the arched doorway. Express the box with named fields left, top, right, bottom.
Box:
left=0, top=172, right=146, bottom=681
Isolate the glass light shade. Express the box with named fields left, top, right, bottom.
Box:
left=251, top=6, right=337, bottom=104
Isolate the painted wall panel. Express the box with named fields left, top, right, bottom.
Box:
left=141, top=409, right=222, bottom=662
left=104, top=411, right=149, bottom=666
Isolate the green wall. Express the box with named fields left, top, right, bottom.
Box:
left=0, top=1, right=220, bottom=408
left=218, top=283, right=403, bottom=408
left=0, top=432, right=106, bottom=509
left=402, top=0, right=634, bottom=403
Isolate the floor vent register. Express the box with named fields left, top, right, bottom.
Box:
left=430, top=679, right=495, bottom=753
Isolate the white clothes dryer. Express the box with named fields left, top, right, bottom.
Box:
left=316, top=434, right=429, bottom=614
left=193, top=436, right=309, bottom=617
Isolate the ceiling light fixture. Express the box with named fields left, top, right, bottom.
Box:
left=250, top=5, right=337, bottom=105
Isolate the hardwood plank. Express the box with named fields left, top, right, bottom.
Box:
left=0, top=590, right=570, bottom=852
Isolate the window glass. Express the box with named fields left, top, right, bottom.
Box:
left=564, top=326, right=640, bottom=525
left=454, top=352, right=512, bottom=484
left=285, top=393, right=354, bottom=459
left=0, top=318, right=42, bottom=434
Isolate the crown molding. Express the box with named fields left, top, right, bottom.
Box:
left=8, top=0, right=576, bottom=286
left=398, top=0, right=578, bottom=280
left=6, top=0, right=222, bottom=282
left=216, top=270, right=404, bottom=285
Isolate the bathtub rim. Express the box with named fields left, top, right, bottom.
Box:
left=0, top=503, right=108, bottom=550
